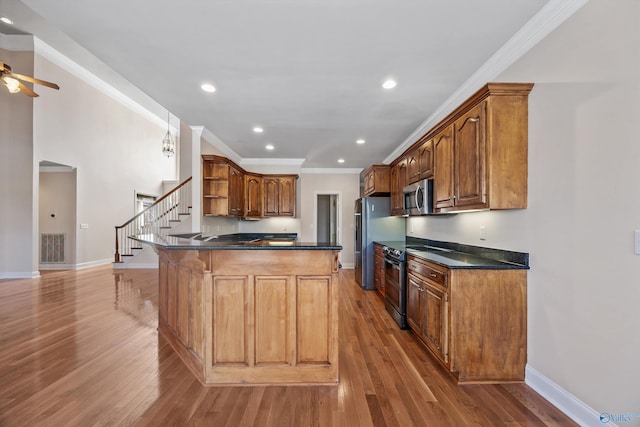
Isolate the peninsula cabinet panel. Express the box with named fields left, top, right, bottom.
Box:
left=297, top=276, right=331, bottom=364
left=212, top=276, right=250, bottom=365
left=254, top=276, right=291, bottom=365
left=158, top=248, right=339, bottom=385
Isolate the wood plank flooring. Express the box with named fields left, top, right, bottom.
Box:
left=0, top=266, right=577, bottom=426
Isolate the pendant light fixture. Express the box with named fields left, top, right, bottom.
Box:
left=162, top=111, right=175, bottom=157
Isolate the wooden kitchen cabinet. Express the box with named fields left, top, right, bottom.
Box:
left=363, top=165, right=390, bottom=196
left=228, top=165, right=244, bottom=216
left=203, top=155, right=297, bottom=218
left=407, top=254, right=527, bottom=383
left=264, top=176, right=297, bottom=217
left=374, top=243, right=385, bottom=297
left=244, top=173, right=263, bottom=218
left=202, top=157, right=230, bottom=216
left=418, top=138, right=434, bottom=179
left=390, top=157, right=407, bottom=216
left=406, top=149, right=420, bottom=184
left=433, top=83, right=532, bottom=213
left=407, top=258, right=448, bottom=364
left=433, top=126, right=455, bottom=210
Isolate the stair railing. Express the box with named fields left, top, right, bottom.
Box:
left=115, top=177, right=192, bottom=263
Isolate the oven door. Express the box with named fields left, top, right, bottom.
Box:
left=384, top=255, right=404, bottom=314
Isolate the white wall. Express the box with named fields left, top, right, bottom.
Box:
left=0, top=49, right=36, bottom=278
left=299, top=172, right=360, bottom=267
left=407, top=0, right=640, bottom=421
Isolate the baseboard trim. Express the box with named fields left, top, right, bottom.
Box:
left=0, top=271, right=41, bottom=279
left=525, top=365, right=616, bottom=427
left=39, top=258, right=113, bottom=271
left=340, top=263, right=355, bottom=269
left=112, top=263, right=159, bottom=269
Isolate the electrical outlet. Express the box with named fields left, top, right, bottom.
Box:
left=283, top=225, right=287, bottom=231
left=480, top=225, right=487, bottom=240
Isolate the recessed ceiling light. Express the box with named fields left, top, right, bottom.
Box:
left=356, top=139, right=365, bottom=145
left=0, top=17, right=14, bottom=25
left=337, top=158, right=345, bottom=163
left=382, top=79, right=397, bottom=89
left=253, top=127, right=264, bottom=133
left=201, top=83, right=216, bottom=93
left=265, top=144, right=274, bottom=150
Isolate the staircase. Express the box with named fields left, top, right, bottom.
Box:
left=114, top=177, right=192, bottom=264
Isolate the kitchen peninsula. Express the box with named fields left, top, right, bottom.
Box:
left=133, top=233, right=342, bottom=385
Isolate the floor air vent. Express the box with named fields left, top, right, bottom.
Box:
left=41, top=233, right=65, bottom=263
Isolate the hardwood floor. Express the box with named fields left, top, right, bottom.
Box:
left=0, top=266, right=576, bottom=426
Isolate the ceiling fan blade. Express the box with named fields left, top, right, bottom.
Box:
left=18, top=81, right=39, bottom=97
left=9, top=72, right=59, bottom=90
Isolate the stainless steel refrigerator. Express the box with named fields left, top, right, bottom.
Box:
left=354, top=197, right=405, bottom=290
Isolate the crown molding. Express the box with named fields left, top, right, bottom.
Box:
left=301, top=168, right=362, bottom=174
left=241, top=158, right=306, bottom=167
left=0, top=34, right=33, bottom=51
left=384, top=0, right=590, bottom=163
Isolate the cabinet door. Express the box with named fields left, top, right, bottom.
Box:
left=228, top=166, right=244, bottom=216
left=245, top=175, right=263, bottom=217
left=433, top=126, right=454, bottom=209
left=406, top=273, right=423, bottom=332
left=364, top=170, right=374, bottom=196
left=407, top=150, right=420, bottom=184
left=263, top=178, right=279, bottom=216
left=423, top=282, right=448, bottom=363
left=390, top=164, right=401, bottom=215
left=419, top=139, right=434, bottom=179
left=278, top=177, right=296, bottom=217
left=454, top=102, right=487, bottom=208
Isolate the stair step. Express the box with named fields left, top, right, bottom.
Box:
left=121, top=254, right=134, bottom=257
left=159, top=226, right=171, bottom=229
left=178, top=213, right=190, bottom=216
left=131, top=247, right=143, bottom=250
left=169, top=220, right=181, bottom=223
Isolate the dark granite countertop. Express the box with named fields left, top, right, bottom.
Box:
left=131, top=233, right=342, bottom=251
left=374, top=238, right=529, bottom=270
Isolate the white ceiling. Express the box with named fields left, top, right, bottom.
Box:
left=3, top=0, right=552, bottom=168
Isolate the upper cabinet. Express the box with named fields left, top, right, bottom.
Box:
left=363, top=164, right=390, bottom=196
left=263, top=175, right=297, bottom=217
left=202, top=155, right=298, bottom=218
left=390, top=157, right=408, bottom=216
left=385, top=82, right=532, bottom=215
left=433, top=126, right=455, bottom=210
left=244, top=173, right=263, bottom=218
left=407, top=138, right=434, bottom=184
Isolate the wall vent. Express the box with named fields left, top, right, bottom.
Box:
left=41, top=233, right=65, bottom=264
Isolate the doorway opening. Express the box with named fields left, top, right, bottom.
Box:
left=315, top=191, right=341, bottom=265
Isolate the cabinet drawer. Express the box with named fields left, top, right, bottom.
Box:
left=407, top=257, right=447, bottom=287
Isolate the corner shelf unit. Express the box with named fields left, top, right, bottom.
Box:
left=203, top=162, right=229, bottom=216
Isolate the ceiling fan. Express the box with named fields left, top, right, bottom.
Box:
left=1, top=60, right=60, bottom=97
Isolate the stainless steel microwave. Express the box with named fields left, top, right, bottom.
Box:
left=403, top=179, right=433, bottom=216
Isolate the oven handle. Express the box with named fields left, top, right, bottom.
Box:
left=384, top=257, right=402, bottom=270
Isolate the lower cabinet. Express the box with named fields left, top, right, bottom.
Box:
left=406, top=254, right=527, bottom=383
left=374, top=243, right=385, bottom=297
